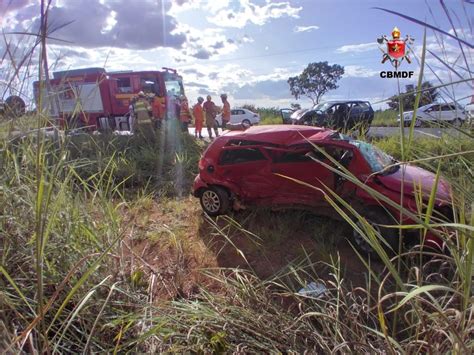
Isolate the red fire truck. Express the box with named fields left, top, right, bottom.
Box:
left=33, top=67, right=185, bottom=131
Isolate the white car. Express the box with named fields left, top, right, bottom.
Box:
left=398, top=102, right=466, bottom=127
left=465, top=102, right=474, bottom=125
left=216, top=108, right=260, bottom=127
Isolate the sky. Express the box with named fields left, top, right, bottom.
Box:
left=0, top=0, right=473, bottom=109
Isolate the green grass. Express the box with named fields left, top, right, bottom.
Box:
left=372, top=110, right=398, bottom=127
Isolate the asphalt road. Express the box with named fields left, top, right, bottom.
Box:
left=188, top=126, right=466, bottom=140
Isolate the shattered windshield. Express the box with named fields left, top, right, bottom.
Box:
left=350, top=141, right=397, bottom=174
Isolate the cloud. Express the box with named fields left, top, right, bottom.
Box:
left=206, top=0, right=302, bottom=28
left=191, top=48, right=212, bottom=59
left=343, top=65, right=379, bottom=78
left=186, top=81, right=209, bottom=89
left=293, top=25, right=319, bottom=33
left=336, top=42, right=378, bottom=53
left=223, top=79, right=290, bottom=100
left=17, top=0, right=186, bottom=50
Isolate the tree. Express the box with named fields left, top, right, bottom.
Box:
left=387, top=81, right=439, bottom=111
left=288, top=61, right=344, bottom=105
left=290, top=103, right=301, bottom=110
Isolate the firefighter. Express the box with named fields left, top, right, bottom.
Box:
left=192, top=96, right=204, bottom=139
left=179, top=95, right=192, bottom=133
left=203, top=95, right=219, bottom=139
left=220, top=93, right=231, bottom=129
left=152, top=94, right=165, bottom=129
left=133, top=91, right=152, bottom=132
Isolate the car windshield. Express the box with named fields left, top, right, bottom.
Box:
left=312, top=102, right=333, bottom=112
left=165, top=79, right=184, bottom=97
left=350, top=141, right=397, bottom=174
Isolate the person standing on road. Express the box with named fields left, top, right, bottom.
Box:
left=193, top=96, right=204, bottom=139
left=220, top=93, right=231, bottom=129
left=203, top=95, right=219, bottom=139
left=179, top=95, right=192, bottom=133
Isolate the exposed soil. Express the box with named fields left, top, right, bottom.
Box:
left=121, top=197, right=381, bottom=302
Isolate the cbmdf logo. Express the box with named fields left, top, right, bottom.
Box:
left=377, top=27, right=415, bottom=78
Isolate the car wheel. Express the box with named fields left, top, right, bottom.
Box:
left=242, top=119, right=251, bottom=127
left=199, top=186, right=230, bottom=216
left=414, top=118, right=423, bottom=127
left=352, top=209, right=399, bottom=257
left=452, top=118, right=463, bottom=127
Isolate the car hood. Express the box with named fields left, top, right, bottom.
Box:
left=290, top=108, right=310, bottom=120
left=377, top=164, right=452, bottom=205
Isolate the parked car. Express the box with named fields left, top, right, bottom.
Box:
left=464, top=102, right=474, bottom=125
left=397, top=102, right=466, bottom=127
left=216, top=108, right=260, bottom=127
left=289, top=100, right=374, bottom=132
left=193, top=125, right=452, bottom=255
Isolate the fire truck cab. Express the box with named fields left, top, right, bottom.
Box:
left=33, top=67, right=184, bottom=131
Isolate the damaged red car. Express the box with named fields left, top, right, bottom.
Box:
left=193, top=125, right=452, bottom=255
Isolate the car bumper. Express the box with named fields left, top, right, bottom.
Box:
left=193, top=175, right=208, bottom=196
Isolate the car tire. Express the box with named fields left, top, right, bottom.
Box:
left=242, top=119, right=251, bottom=127
left=352, top=208, right=400, bottom=257
left=414, top=118, right=423, bottom=127
left=199, top=186, right=230, bottom=216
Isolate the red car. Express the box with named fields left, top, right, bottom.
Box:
left=193, top=125, right=452, bottom=255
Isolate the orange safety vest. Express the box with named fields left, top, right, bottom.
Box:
left=180, top=101, right=192, bottom=122
left=152, top=96, right=165, bottom=120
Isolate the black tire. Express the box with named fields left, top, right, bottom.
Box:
left=5, top=95, right=26, bottom=118
left=352, top=208, right=400, bottom=257
left=242, top=119, right=251, bottom=127
left=199, top=186, right=230, bottom=216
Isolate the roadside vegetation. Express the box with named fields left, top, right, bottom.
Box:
left=1, top=2, right=473, bottom=353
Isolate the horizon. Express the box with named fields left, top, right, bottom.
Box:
left=0, top=0, right=472, bottom=110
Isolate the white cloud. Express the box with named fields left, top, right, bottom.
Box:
left=336, top=42, right=378, bottom=53
left=293, top=25, right=319, bottom=33
left=343, top=65, right=379, bottom=78
left=206, top=0, right=302, bottom=29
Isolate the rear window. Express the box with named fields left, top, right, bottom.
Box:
left=219, top=148, right=266, bottom=165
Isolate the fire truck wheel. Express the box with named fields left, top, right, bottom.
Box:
left=5, top=96, right=26, bottom=118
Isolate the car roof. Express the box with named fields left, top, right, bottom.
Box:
left=318, top=100, right=370, bottom=104
left=221, top=125, right=336, bottom=146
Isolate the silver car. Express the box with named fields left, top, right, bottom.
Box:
left=216, top=108, right=260, bottom=127
left=398, top=102, right=466, bottom=127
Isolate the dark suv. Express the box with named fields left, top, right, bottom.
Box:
left=289, top=100, right=374, bottom=132
left=193, top=125, right=451, bottom=255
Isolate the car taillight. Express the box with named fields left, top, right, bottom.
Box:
left=253, top=114, right=258, bottom=118
left=198, top=159, right=205, bottom=170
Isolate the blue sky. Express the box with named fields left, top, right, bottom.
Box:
left=1, top=0, right=473, bottom=109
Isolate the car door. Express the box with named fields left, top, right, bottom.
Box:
left=425, top=104, right=441, bottom=122
left=440, top=104, right=455, bottom=122
left=216, top=146, right=274, bottom=201
left=229, top=109, right=242, bottom=124
left=269, top=145, right=334, bottom=205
